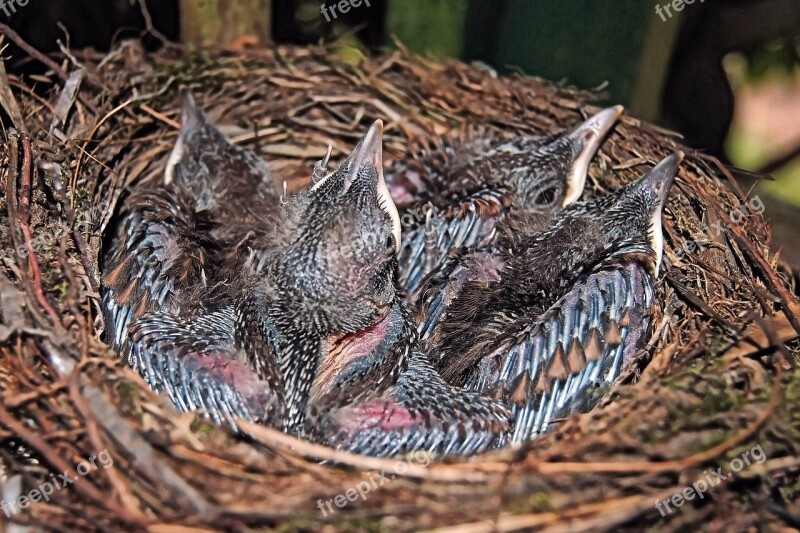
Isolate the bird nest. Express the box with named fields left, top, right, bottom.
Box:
left=1, top=40, right=799, bottom=532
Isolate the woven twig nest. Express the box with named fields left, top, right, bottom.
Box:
left=0, top=41, right=799, bottom=532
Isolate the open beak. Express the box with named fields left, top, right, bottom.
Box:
left=563, top=105, right=625, bottom=206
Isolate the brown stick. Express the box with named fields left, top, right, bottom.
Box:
left=0, top=23, right=98, bottom=115
left=17, top=136, right=64, bottom=330
left=0, top=403, right=147, bottom=528
left=720, top=209, right=800, bottom=335
left=0, top=23, right=68, bottom=82
left=460, top=361, right=782, bottom=476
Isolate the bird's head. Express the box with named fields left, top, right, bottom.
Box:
left=165, top=89, right=274, bottom=210
left=267, top=120, right=402, bottom=334
left=512, top=152, right=681, bottom=285
left=597, top=152, right=681, bottom=275
left=504, top=106, right=623, bottom=221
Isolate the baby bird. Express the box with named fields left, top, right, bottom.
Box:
left=119, top=120, right=510, bottom=454
left=103, top=90, right=277, bottom=351
left=390, top=106, right=624, bottom=295
left=417, top=153, right=681, bottom=442
left=297, top=122, right=510, bottom=456
left=120, top=119, right=406, bottom=430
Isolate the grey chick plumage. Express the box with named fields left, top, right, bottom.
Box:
left=106, top=112, right=510, bottom=455
left=389, top=106, right=623, bottom=295
left=415, top=153, right=681, bottom=442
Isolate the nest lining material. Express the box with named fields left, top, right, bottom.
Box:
left=0, top=40, right=799, bottom=532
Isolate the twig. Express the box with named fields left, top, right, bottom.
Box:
left=696, top=152, right=750, bottom=208
left=40, top=160, right=101, bottom=295
left=720, top=210, right=800, bottom=335
left=0, top=23, right=98, bottom=115
left=67, top=375, right=149, bottom=522
left=140, top=103, right=180, bottom=129
left=79, top=377, right=214, bottom=515
left=0, top=23, right=68, bottom=82
left=239, top=420, right=486, bottom=483
left=665, top=273, right=739, bottom=334
left=0, top=403, right=146, bottom=527
left=17, top=135, right=64, bottom=330
left=0, top=42, right=26, bottom=132
left=430, top=490, right=681, bottom=533
left=464, top=361, right=782, bottom=476
left=755, top=143, right=800, bottom=175
left=136, top=0, right=171, bottom=45
left=724, top=302, right=800, bottom=360
left=70, top=78, right=176, bottom=204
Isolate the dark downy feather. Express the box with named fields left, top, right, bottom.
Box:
left=391, top=107, right=623, bottom=296
left=419, top=154, right=681, bottom=441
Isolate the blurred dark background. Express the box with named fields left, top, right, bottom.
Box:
left=3, top=0, right=800, bottom=261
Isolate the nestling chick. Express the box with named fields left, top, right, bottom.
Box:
left=118, top=120, right=510, bottom=454
left=103, top=90, right=276, bottom=350
left=120, top=119, right=404, bottom=430
left=290, top=122, right=510, bottom=455
left=390, top=106, right=624, bottom=295
left=417, top=153, right=681, bottom=442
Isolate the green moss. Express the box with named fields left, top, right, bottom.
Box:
left=149, top=52, right=235, bottom=106
left=52, top=280, right=70, bottom=300
left=74, top=185, right=88, bottom=205
left=115, top=381, right=145, bottom=420
left=332, top=44, right=369, bottom=67
left=707, top=327, right=735, bottom=357
left=189, top=417, right=219, bottom=437
left=526, top=491, right=554, bottom=513
left=505, top=491, right=554, bottom=514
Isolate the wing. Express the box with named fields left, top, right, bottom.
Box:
left=413, top=248, right=506, bottom=349
left=314, top=352, right=511, bottom=457
left=453, top=263, right=655, bottom=443
left=398, top=188, right=510, bottom=296
left=104, top=94, right=278, bottom=348
left=103, top=188, right=212, bottom=349
left=125, top=307, right=283, bottom=429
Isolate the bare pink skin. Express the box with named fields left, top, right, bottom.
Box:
left=387, top=170, right=424, bottom=206
left=193, top=352, right=269, bottom=397
left=335, top=400, right=419, bottom=433
left=312, top=311, right=392, bottom=401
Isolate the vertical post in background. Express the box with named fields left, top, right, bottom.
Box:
left=179, top=0, right=272, bottom=47
left=629, top=8, right=683, bottom=123
left=386, top=0, right=468, bottom=59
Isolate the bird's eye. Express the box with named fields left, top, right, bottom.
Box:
left=386, top=235, right=395, bottom=250
left=534, top=187, right=557, bottom=205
